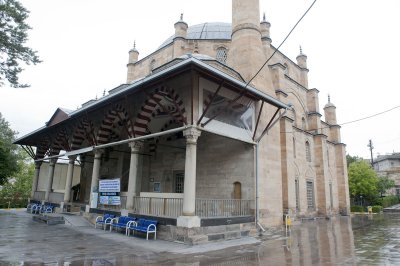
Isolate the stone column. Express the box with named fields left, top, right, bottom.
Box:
left=89, top=149, right=103, bottom=208
left=177, top=128, right=201, bottom=228
left=63, top=156, right=76, bottom=203
left=31, top=162, right=42, bottom=198
left=44, top=159, right=57, bottom=202
left=126, top=141, right=143, bottom=210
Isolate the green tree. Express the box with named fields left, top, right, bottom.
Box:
left=348, top=160, right=378, bottom=202
left=0, top=155, right=33, bottom=208
left=346, top=154, right=363, bottom=168
left=377, top=175, right=395, bottom=197
left=0, top=112, right=19, bottom=184
left=0, top=0, right=41, bottom=88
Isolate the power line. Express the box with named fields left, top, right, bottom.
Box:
left=281, top=105, right=400, bottom=134
left=245, top=0, right=318, bottom=88
left=340, top=105, right=400, bottom=126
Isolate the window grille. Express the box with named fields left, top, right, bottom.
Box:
left=216, top=47, right=227, bottom=64
left=295, top=179, right=300, bottom=211
left=174, top=172, right=184, bottom=193
left=306, top=181, right=314, bottom=209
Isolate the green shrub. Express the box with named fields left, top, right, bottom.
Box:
left=351, top=205, right=364, bottom=212
left=381, top=195, right=400, bottom=208
left=372, top=206, right=383, bottom=213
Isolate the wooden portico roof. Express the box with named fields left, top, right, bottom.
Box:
left=14, top=55, right=290, bottom=149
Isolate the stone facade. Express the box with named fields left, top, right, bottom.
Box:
left=18, top=0, right=350, bottom=235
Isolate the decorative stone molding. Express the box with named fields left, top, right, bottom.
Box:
left=129, top=141, right=144, bottom=153
left=183, top=128, right=201, bottom=144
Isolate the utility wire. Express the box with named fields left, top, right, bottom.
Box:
left=340, top=105, right=400, bottom=126
left=281, top=105, right=400, bottom=134
left=245, top=0, right=318, bottom=88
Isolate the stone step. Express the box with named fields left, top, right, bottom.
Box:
left=32, top=214, right=65, bottom=225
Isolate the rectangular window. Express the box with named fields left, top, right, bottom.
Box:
left=329, top=183, right=333, bottom=209
left=306, top=181, right=314, bottom=210
left=174, top=172, right=184, bottom=193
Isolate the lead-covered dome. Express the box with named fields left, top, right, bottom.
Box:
left=159, top=22, right=232, bottom=49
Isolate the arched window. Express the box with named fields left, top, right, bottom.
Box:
left=327, top=147, right=330, bottom=166
left=301, top=117, right=306, bottom=130
left=293, top=137, right=296, bottom=158
left=284, top=63, right=289, bottom=75
left=233, top=182, right=242, bottom=200
left=150, top=59, right=156, bottom=72
left=295, top=178, right=300, bottom=211
left=305, top=141, right=311, bottom=162
left=216, top=47, right=228, bottom=64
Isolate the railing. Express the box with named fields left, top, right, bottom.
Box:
left=132, top=197, right=183, bottom=218
left=195, top=199, right=253, bottom=218
left=131, top=197, right=253, bottom=218
left=33, top=191, right=45, bottom=201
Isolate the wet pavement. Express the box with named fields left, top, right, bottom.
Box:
left=1, top=209, right=400, bottom=265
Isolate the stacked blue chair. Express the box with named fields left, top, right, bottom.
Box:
left=109, top=216, right=136, bottom=235
left=95, top=214, right=115, bottom=230
left=127, top=218, right=158, bottom=240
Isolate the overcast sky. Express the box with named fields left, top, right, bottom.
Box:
left=1, top=0, right=399, bottom=159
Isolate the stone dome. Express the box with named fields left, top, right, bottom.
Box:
left=159, top=22, right=232, bottom=49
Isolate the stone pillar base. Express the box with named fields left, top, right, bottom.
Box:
left=177, top=216, right=201, bottom=228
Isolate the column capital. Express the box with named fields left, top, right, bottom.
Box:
left=129, top=141, right=144, bottom=153
left=183, top=128, right=201, bottom=144
left=34, top=161, right=42, bottom=169
left=49, top=158, right=58, bottom=166
left=93, top=149, right=104, bottom=159
left=68, top=155, right=77, bottom=163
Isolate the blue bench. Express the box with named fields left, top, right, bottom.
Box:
left=95, top=214, right=115, bottom=230
left=127, top=218, right=158, bottom=240
left=109, top=216, right=136, bottom=235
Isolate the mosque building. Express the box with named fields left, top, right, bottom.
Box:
left=15, top=0, right=350, bottom=243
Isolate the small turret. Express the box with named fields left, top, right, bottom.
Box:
left=296, top=46, right=309, bottom=87
left=324, top=95, right=337, bottom=124
left=128, top=41, right=139, bottom=64
left=324, top=95, right=341, bottom=143
left=296, top=46, right=307, bottom=69
left=127, top=41, right=139, bottom=83
left=174, top=13, right=188, bottom=39
left=260, top=13, right=272, bottom=44
left=173, top=14, right=188, bottom=58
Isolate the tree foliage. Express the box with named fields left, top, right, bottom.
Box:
left=377, top=175, right=395, bottom=197
left=0, top=112, right=19, bottom=184
left=346, top=154, right=363, bottom=168
left=0, top=0, right=41, bottom=88
left=348, top=160, right=378, bottom=201
left=0, top=155, right=33, bottom=207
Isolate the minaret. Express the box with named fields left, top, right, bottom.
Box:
left=173, top=13, right=188, bottom=58
left=127, top=41, right=139, bottom=83
left=296, top=46, right=309, bottom=87
left=228, top=0, right=271, bottom=92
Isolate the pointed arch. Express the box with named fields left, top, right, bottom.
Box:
left=133, top=86, right=187, bottom=137
left=35, top=138, right=50, bottom=161
left=53, top=129, right=71, bottom=152
left=71, top=119, right=96, bottom=150
left=97, top=104, right=133, bottom=145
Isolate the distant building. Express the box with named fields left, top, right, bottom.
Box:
left=14, top=0, right=350, bottom=243
left=373, top=153, right=400, bottom=196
